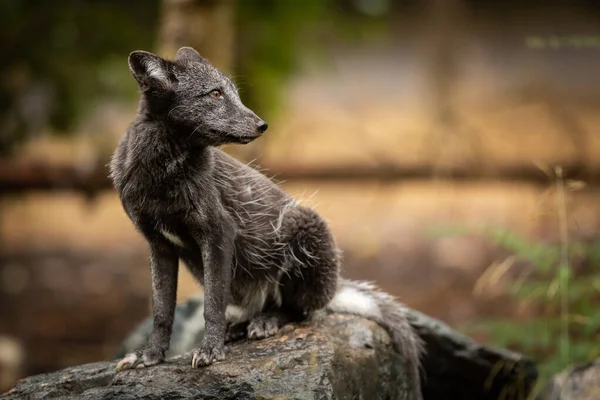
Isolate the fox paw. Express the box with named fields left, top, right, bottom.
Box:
left=191, top=344, right=226, bottom=368
left=115, top=347, right=164, bottom=371
left=247, top=314, right=281, bottom=340
left=225, top=322, right=248, bottom=343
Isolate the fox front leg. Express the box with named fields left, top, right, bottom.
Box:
left=116, top=240, right=178, bottom=371
left=191, top=228, right=234, bottom=368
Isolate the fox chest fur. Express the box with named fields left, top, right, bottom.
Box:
left=113, top=134, right=214, bottom=236
left=111, top=127, right=295, bottom=307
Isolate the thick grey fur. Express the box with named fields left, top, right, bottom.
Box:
left=109, top=47, right=423, bottom=397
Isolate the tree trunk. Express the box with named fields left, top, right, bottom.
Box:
left=157, top=0, right=234, bottom=73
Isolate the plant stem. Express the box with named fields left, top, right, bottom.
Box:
left=555, top=166, right=570, bottom=365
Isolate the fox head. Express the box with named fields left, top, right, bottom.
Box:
left=128, top=47, right=267, bottom=146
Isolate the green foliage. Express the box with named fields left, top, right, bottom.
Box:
left=234, top=0, right=390, bottom=120
left=234, top=0, right=324, bottom=117
left=0, top=0, right=160, bottom=153
left=0, top=0, right=390, bottom=153
left=450, top=226, right=600, bottom=388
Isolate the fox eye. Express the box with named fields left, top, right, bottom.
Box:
left=210, top=89, right=222, bottom=99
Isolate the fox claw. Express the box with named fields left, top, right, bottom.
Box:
left=116, top=353, right=140, bottom=371
left=115, top=348, right=163, bottom=371
left=247, top=314, right=281, bottom=340
left=191, top=345, right=226, bottom=368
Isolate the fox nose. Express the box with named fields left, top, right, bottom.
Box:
left=257, top=120, right=268, bottom=133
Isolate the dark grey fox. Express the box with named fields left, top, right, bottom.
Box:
left=109, top=47, right=423, bottom=396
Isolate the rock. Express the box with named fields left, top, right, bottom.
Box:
left=538, top=358, right=600, bottom=400
left=2, top=294, right=538, bottom=399
left=2, top=313, right=417, bottom=400
left=117, top=294, right=539, bottom=399
left=406, top=309, right=538, bottom=399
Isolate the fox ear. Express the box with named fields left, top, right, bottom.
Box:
left=128, top=51, right=173, bottom=90
left=174, top=47, right=208, bottom=65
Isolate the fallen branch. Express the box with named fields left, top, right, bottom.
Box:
left=0, top=158, right=596, bottom=194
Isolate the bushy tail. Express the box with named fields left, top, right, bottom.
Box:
left=327, top=279, right=424, bottom=400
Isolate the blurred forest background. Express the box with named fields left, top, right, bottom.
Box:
left=1, top=0, right=600, bottom=393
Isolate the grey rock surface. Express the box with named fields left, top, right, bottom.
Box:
left=406, top=309, right=537, bottom=399
left=2, top=314, right=416, bottom=400
left=538, top=358, right=600, bottom=400
left=3, top=294, right=539, bottom=399
left=117, top=293, right=539, bottom=399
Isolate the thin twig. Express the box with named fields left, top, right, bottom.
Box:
left=554, top=166, right=570, bottom=368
